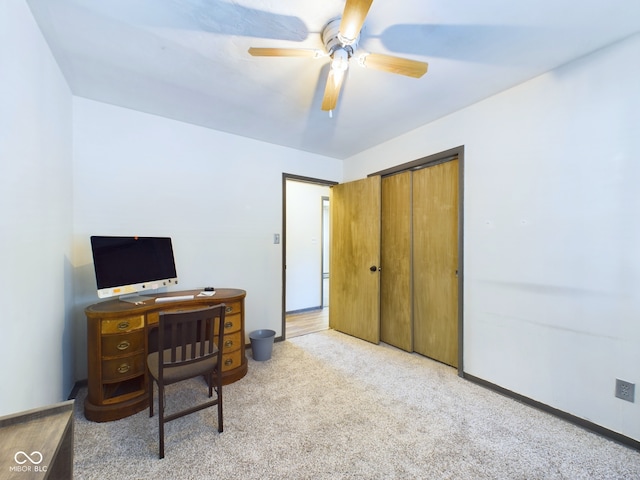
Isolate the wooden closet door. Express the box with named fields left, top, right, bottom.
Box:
left=412, top=159, right=459, bottom=367
left=380, top=172, right=413, bottom=351
left=329, top=176, right=381, bottom=344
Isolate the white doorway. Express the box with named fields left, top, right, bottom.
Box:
left=283, top=175, right=335, bottom=338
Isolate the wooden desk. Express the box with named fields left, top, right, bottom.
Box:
left=0, top=400, right=74, bottom=480
left=84, top=288, right=247, bottom=422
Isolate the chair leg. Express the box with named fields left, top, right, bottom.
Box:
left=158, top=384, right=165, bottom=459
left=149, top=380, right=154, bottom=417
left=217, top=374, right=223, bottom=433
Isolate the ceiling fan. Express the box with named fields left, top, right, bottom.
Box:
left=248, top=0, right=429, bottom=113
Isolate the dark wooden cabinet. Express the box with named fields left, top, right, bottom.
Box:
left=0, top=400, right=74, bottom=480
left=84, top=288, right=247, bottom=422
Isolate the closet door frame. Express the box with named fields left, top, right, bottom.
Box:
left=370, top=146, right=465, bottom=376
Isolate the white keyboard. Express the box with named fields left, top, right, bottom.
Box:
left=155, top=294, right=194, bottom=303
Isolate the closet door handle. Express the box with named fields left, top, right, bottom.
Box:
left=370, top=266, right=381, bottom=272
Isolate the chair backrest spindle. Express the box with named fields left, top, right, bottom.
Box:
left=157, top=305, right=225, bottom=369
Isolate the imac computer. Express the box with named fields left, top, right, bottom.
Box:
left=90, top=236, right=178, bottom=303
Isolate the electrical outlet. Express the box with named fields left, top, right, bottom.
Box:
left=615, top=379, right=635, bottom=403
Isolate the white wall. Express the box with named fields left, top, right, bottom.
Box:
left=72, top=98, right=342, bottom=379
left=0, top=0, right=74, bottom=416
left=285, top=181, right=330, bottom=312
left=5, top=0, right=637, bottom=445
left=345, top=34, right=640, bottom=441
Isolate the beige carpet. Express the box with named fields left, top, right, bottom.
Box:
left=73, top=330, right=640, bottom=479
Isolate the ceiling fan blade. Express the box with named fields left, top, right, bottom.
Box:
left=360, top=53, right=428, bottom=78
left=339, top=0, right=374, bottom=43
left=248, top=47, right=321, bottom=58
left=321, top=68, right=346, bottom=111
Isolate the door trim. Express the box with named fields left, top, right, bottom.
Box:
left=321, top=195, right=330, bottom=308
left=369, top=146, right=465, bottom=376
left=282, top=174, right=338, bottom=341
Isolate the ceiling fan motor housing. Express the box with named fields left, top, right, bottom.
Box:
left=322, top=17, right=359, bottom=59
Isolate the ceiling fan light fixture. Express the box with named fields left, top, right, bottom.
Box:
left=331, top=48, right=349, bottom=72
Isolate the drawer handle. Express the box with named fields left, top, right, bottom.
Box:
left=224, top=358, right=233, bottom=366
left=117, top=363, right=130, bottom=374
left=224, top=340, right=233, bottom=348
left=225, top=306, right=233, bottom=313
left=117, top=321, right=130, bottom=331
left=117, top=341, right=131, bottom=351
left=224, top=322, right=233, bottom=329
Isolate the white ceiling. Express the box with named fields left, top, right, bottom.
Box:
left=26, top=0, right=640, bottom=159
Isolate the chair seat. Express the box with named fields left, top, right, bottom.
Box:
left=147, top=342, right=219, bottom=385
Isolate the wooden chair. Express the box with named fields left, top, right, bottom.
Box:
left=146, top=305, right=225, bottom=458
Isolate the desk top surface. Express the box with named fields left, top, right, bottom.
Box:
left=85, top=288, right=246, bottom=315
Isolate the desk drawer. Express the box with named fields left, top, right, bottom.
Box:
left=222, top=301, right=242, bottom=316
left=147, top=312, right=159, bottom=326
left=221, top=349, right=242, bottom=372
left=102, top=353, right=145, bottom=382
left=221, top=331, right=241, bottom=354
left=102, top=316, right=144, bottom=334
left=102, top=331, right=145, bottom=357
left=215, top=314, right=241, bottom=335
